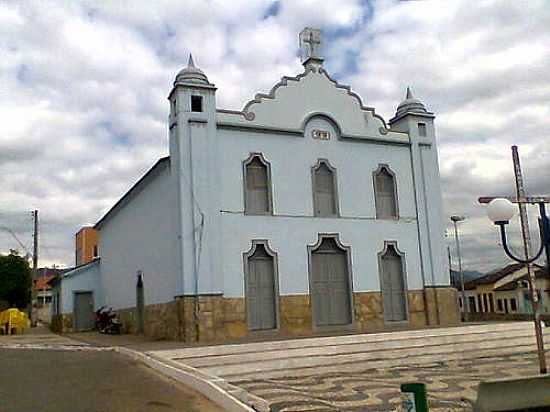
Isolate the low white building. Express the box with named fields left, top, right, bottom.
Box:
left=53, top=28, right=459, bottom=339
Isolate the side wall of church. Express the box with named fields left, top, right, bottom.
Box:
left=99, top=163, right=180, bottom=310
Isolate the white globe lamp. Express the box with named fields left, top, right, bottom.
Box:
left=487, top=198, right=516, bottom=224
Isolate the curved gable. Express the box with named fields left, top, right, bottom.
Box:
left=217, top=66, right=407, bottom=143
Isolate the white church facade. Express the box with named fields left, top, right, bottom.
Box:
left=52, top=28, right=459, bottom=340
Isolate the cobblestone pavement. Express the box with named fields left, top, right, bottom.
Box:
left=232, top=352, right=542, bottom=411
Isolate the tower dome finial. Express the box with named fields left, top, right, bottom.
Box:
left=174, top=54, right=211, bottom=86
left=395, top=86, right=427, bottom=118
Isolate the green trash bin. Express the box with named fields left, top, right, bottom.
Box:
left=401, top=383, right=429, bottom=412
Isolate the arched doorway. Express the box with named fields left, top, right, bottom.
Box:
left=244, top=241, right=278, bottom=331
left=309, top=234, right=352, bottom=327
left=379, top=242, right=408, bottom=322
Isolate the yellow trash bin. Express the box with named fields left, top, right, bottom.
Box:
left=0, top=308, right=30, bottom=335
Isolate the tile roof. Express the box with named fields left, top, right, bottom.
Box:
left=465, top=263, right=549, bottom=291
left=463, top=263, right=525, bottom=289
left=34, top=274, right=56, bottom=291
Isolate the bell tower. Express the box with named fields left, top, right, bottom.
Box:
left=389, top=88, right=448, bottom=323
left=168, top=55, right=221, bottom=297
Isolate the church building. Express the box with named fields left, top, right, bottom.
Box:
left=51, top=28, right=459, bottom=340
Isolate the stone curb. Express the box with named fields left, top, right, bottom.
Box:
left=0, top=342, right=109, bottom=351
left=115, top=346, right=269, bottom=412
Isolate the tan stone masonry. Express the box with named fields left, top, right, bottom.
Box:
left=50, top=313, right=74, bottom=333
left=50, top=288, right=459, bottom=340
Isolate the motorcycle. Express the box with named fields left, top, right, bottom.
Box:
left=94, top=306, right=122, bottom=334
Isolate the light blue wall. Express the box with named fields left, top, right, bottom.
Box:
left=99, top=163, right=180, bottom=309
left=60, top=261, right=103, bottom=314
left=420, top=144, right=448, bottom=285
left=218, top=119, right=416, bottom=218
left=217, top=116, right=424, bottom=297
left=220, top=215, right=422, bottom=297
left=170, top=83, right=222, bottom=296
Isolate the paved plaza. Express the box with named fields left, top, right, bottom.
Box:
left=148, top=322, right=550, bottom=412
left=233, top=352, right=541, bottom=411
left=3, top=323, right=549, bottom=411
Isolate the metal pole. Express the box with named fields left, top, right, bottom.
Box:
left=512, top=146, right=536, bottom=307
left=512, top=146, right=546, bottom=374
left=453, top=220, right=467, bottom=321
left=539, top=202, right=550, bottom=362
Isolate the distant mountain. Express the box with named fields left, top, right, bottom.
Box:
left=449, top=269, right=484, bottom=288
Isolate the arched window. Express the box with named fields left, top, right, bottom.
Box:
left=374, top=165, right=398, bottom=219
left=244, top=241, right=278, bottom=331
left=379, top=243, right=407, bottom=322
left=244, top=154, right=272, bottom=215
left=312, top=160, right=338, bottom=217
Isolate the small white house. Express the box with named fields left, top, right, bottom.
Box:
left=53, top=28, right=459, bottom=339
left=51, top=259, right=103, bottom=331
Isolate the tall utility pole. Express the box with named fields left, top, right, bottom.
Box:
left=511, top=146, right=546, bottom=374
left=31, top=210, right=38, bottom=326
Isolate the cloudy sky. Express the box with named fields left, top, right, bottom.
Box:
left=1, top=0, right=549, bottom=272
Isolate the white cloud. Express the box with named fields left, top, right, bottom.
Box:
left=1, top=0, right=549, bottom=272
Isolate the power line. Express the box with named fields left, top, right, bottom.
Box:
left=0, top=225, right=31, bottom=256
left=0, top=211, right=33, bottom=256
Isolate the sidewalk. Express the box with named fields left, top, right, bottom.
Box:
left=66, top=320, right=499, bottom=352
left=0, top=324, right=89, bottom=348
left=65, top=330, right=189, bottom=351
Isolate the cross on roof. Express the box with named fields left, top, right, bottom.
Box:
left=299, top=27, right=322, bottom=63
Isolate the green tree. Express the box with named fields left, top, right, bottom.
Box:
left=0, top=251, right=32, bottom=309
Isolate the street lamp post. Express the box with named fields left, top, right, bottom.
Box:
left=486, top=198, right=550, bottom=374
left=451, top=215, right=468, bottom=322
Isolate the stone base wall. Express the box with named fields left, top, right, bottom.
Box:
left=353, top=288, right=460, bottom=333
left=111, top=287, right=459, bottom=343
left=426, top=286, right=461, bottom=326
left=50, top=313, right=73, bottom=333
